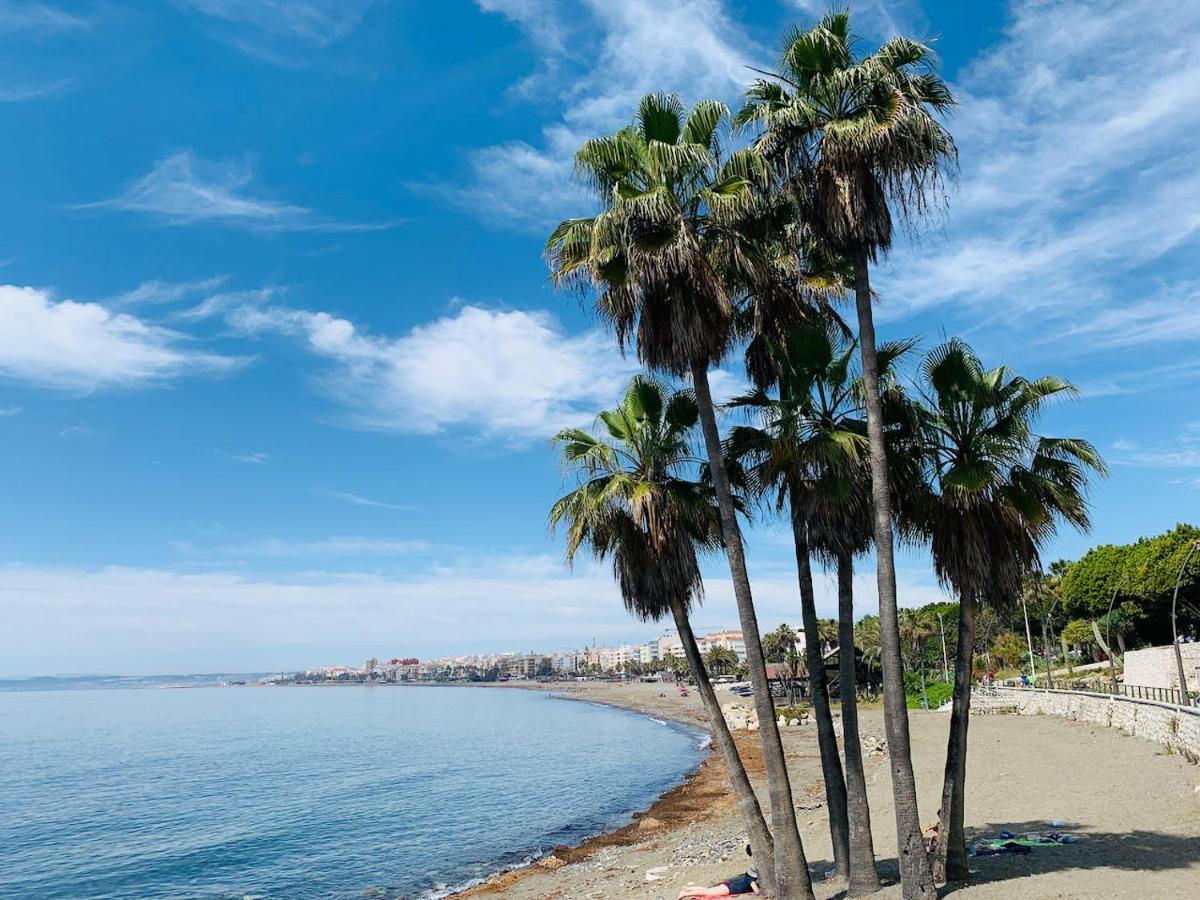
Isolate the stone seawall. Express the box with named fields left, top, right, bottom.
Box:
left=994, top=688, right=1200, bottom=763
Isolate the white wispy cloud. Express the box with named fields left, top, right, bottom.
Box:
left=0, top=554, right=945, bottom=674
left=477, top=0, right=565, bottom=54
left=0, top=284, right=245, bottom=391
left=0, top=78, right=73, bottom=102
left=177, top=535, right=434, bottom=558
left=457, top=0, right=765, bottom=230
left=83, top=151, right=392, bottom=233
left=1111, top=422, right=1200, bottom=469
left=786, top=0, right=926, bottom=42
left=215, top=449, right=268, bottom=464
left=109, top=276, right=229, bottom=309
left=180, top=0, right=377, bottom=62
left=313, top=488, right=413, bottom=511
left=878, top=0, right=1200, bottom=354
left=0, top=404, right=20, bottom=416
left=0, top=1, right=89, bottom=34
left=225, top=302, right=635, bottom=440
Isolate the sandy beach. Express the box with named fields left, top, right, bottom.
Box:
left=451, top=681, right=1200, bottom=899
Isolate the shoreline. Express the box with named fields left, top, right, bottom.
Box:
left=446, top=681, right=737, bottom=898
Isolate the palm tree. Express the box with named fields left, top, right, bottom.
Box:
left=898, top=607, right=936, bottom=707
left=548, top=375, right=777, bottom=877
left=737, top=15, right=956, bottom=896
left=705, top=645, right=740, bottom=676
left=547, top=93, right=815, bottom=898
left=726, top=319, right=919, bottom=894
left=855, top=614, right=882, bottom=687
left=1022, top=569, right=1065, bottom=687
left=912, top=339, right=1106, bottom=881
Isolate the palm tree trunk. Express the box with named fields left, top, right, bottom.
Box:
left=933, top=592, right=977, bottom=883
left=670, top=596, right=777, bottom=894
left=837, top=552, right=881, bottom=895
left=789, top=494, right=850, bottom=881
left=851, top=251, right=937, bottom=899
left=691, top=359, right=815, bottom=900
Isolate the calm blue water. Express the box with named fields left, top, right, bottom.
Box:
left=0, top=686, right=705, bottom=899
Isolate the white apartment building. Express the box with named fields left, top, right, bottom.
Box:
left=657, top=632, right=685, bottom=659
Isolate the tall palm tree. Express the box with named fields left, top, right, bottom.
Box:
left=898, top=607, right=937, bottom=708
left=737, top=14, right=956, bottom=897
left=913, top=340, right=1106, bottom=881
left=546, top=95, right=815, bottom=898
left=727, top=319, right=917, bottom=894
left=724, top=332, right=852, bottom=884
left=548, top=376, right=777, bottom=878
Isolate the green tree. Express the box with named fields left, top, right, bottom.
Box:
left=763, top=623, right=799, bottom=663
left=1022, top=570, right=1064, bottom=686
left=913, top=339, right=1105, bottom=881
left=705, top=645, right=740, bottom=676
left=547, top=93, right=814, bottom=897
left=990, top=632, right=1027, bottom=671
left=1061, top=619, right=1097, bottom=659
left=548, top=376, right=776, bottom=872
left=1061, top=543, right=1130, bottom=619
left=855, top=615, right=882, bottom=680
left=899, top=608, right=936, bottom=708
left=738, top=15, right=956, bottom=895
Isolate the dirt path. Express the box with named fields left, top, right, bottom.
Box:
left=452, top=682, right=1200, bottom=899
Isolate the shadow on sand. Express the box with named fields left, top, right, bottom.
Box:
left=805, top=819, right=1200, bottom=898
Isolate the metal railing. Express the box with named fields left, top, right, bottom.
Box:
left=999, top=680, right=1196, bottom=708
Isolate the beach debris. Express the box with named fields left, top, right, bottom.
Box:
left=645, top=865, right=672, bottom=881
left=538, top=855, right=567, bottom=870
left=638, top=816, right=664, bottom=830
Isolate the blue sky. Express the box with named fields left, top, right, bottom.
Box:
left=1, top=0, right=1197, bottom=675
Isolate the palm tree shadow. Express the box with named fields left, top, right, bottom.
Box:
left=806, top=820, right=1199, bottom=898
left=937, top=819, right=1200, bottom=895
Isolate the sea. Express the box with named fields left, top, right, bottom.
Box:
left=0, top=680, right=706, bottom=899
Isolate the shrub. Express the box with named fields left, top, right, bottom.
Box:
left=906, top=681, right=953, bottom=709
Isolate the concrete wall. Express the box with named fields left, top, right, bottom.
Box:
left=1123, top=642, right=1200, bottom=691
left=995, top=688, right=1200, bottom=764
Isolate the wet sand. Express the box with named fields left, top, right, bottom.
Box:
left=451, top=681, right=1200, bottom=899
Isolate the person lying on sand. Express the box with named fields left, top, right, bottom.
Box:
left=676, top=871, right=758, bottom=898
left=677, top=845, right=759, bottom=897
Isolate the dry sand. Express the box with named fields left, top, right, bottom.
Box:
left=451, top=681, right=1200, bottom=899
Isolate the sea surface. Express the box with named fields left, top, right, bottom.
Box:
left=0, top=684, right=706, bottom=899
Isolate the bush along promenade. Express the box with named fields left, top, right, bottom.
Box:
left=540, top=8, right=1199, bottom=899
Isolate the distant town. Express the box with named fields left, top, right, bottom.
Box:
left=261, top=625, right=809, bottom=686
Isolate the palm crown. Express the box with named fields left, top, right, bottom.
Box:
left=725, top=319, right=918, bottom=561
left=915, top=339, right=1107, bottom=605
left=737, top=10, right=956, bottom=258
left=546, top=93, right=782, bottom=375
left=549, top=376, right=719, bottom=621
